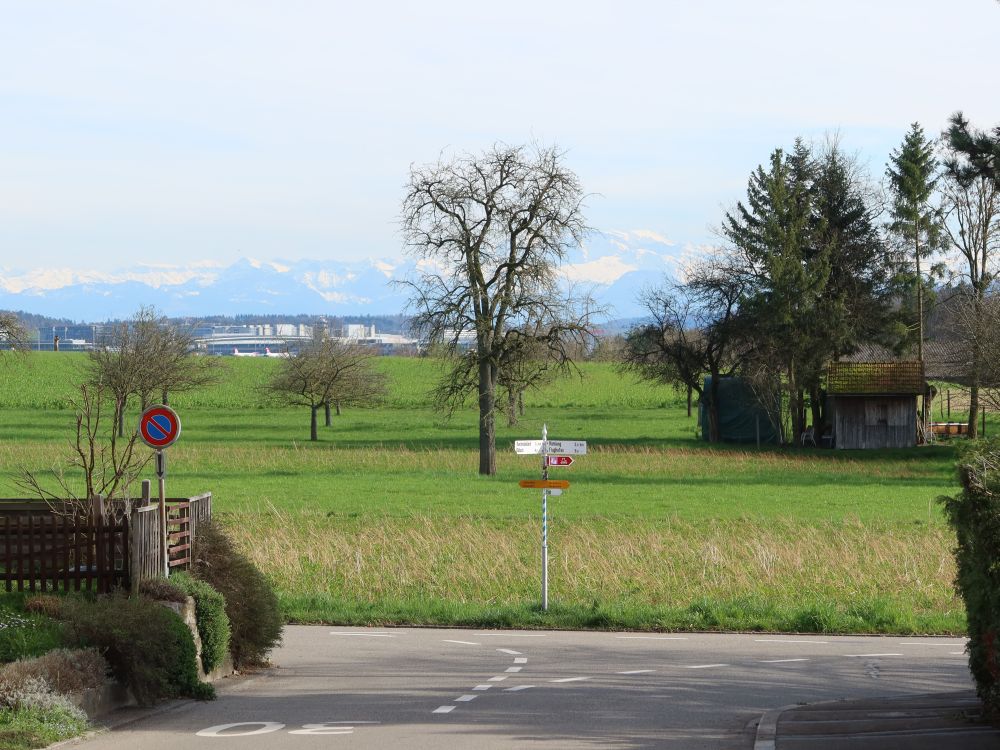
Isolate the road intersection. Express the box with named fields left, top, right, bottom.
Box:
left=78, top=626, right=975, bottom=749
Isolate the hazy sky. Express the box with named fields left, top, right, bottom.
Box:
left=2, top=0, right=998, bottom=273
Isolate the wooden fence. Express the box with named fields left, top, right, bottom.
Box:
left=0, top=491, right=212, bottom=593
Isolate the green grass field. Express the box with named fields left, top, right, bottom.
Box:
left=0, top=352, right=983, bottom=634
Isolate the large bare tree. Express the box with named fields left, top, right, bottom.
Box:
left=400, top=143, right=596, bottom=475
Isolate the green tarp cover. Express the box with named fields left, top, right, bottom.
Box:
left=700, top=376, right=780, bottom=444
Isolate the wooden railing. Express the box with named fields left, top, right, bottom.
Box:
left=0, top=491, right=212, bottom=593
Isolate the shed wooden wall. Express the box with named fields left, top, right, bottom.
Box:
left=831, top=395, right=917, bottom=449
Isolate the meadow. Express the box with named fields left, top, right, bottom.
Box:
left=0, top=352, right=982, bottom=633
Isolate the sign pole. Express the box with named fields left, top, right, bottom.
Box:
left=541, top=423, right=549, bottom=612
left=157, top=449, right=168, bottom=576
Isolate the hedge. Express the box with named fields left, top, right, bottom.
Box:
left=941, top=437, right=1000, bottom=715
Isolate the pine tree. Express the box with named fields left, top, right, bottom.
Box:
left=886, top=123, right=944, bottom=361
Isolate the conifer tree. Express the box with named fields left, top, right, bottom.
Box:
left=886, top=123, right=945, bottom=361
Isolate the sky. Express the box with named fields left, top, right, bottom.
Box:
left=1, top=0, right=999, bottom=276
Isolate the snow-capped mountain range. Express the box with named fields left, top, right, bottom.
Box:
left=1, top=231, right=706, bottom=322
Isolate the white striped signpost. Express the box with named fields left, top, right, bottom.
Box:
left=515, top=424, right=586, bottom=611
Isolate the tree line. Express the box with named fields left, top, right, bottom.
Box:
left=622, top=114, right=1000, bottom=443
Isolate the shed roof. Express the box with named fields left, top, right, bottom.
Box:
left=827, top=361, right=926, bottom=395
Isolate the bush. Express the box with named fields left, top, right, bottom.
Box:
left=23, top=595, right=65, bottom=620
left=59, top=595, right=214, bottom=706
left=192, top=521, right=283, bottom=668
left=941, top=437, right=1000, bottom=716
left=0, top=649, right=107, bottom=697
left=0, top=701, right=89, bottom=750
left=169, top=573, right=231, bottom=674
left=138, top=577, right=188, bottom=604
left=0, top=605, right=65, bottom=663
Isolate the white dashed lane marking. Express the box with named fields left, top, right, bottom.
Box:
left=455, top=695, right=477, bottom=702
left=488, top=676, right=508, bottom=682
left=755, top=639, right=829, bottom=644
left=506, top=666, right=522, bottom=673
left=758, top=658, right=810, bottom=664
left=473, top=685, right=492, bottom=691
left=550, top=677, right=591, bottom=683
left=616, top=636, right=687, bottom=640
left=845, top=653, right=904, bottom=658
left=433, top=706, right=455, bottom=714
left=443, top=640, right=480, bottom=646
left=684, top=664, right=727, bottom=669
left=331, top=632, right=396, bottom=637
left=618, top=669, right=655, bottom=674
left=505, top=685, right=534, bottom=692
left=496, top=649, right=522, bottom=655
left=514, top=657, right=527, bottom=664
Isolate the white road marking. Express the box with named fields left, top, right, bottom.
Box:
left=444, top=640, right=480, bottom=646
left=550, top=676, right=591, bottom=683
left=455, top=695, right=477, bottom=702
left=497, top=648, right=522, bottom=655
left=896, top=641, right=966, bottom=647
left=331, top=632, right=396, bottom=637
left=488, top=676, right=509, bottom=682
left=845, top=653, right=904, bottom=658
left=755, top=639, right=828, bottom=644
left=951, top=651, right=966, bottom=655
left=758, top=658, right=810, bottom=663
left=615, top=636, right=687, bottom=640
left=506, top=666, right=523, bottom=673
left=478, top=633, right=548, bottom=637
left=514, top=657, right=528, bottom=664
left=684, top=664, right=727, bottom=669
left=433, top=706, right=455, bottom=714
left=473, top=685, right=492, bottom=691
left=618, top=669, right=655, bottom=674
left=505, top=685, right=535, bottom=692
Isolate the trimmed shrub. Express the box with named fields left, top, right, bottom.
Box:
left=0, top=649, right=108, bottom=697
left=0, top=702, right=90, bottom=750
left=940, top=437, right=1000, bottom=715
left=192, top=521, right=283, bottom=668
left=138, top=577, right=188, bottom=604
left=23, top=595, right=65, bottom=620
left=59, top=595, right=214, bottom=706
left=169, top=573, right=231, bottom=674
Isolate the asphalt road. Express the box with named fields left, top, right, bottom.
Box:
left=79, top=626, right=975, bottom=750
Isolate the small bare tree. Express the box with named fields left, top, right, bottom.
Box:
left=90, top=308, right=219, bottom=436
left=268, top=338, right=387, bottom=441
left=19, top=380, right=150, bottom=517
left=620, top=259, right=745, bottom=442
left=401, top=143, right=596, bottom=475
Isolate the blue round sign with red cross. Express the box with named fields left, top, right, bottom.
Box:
left=138, top=405, right=182, bottom=449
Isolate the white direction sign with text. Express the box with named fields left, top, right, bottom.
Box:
left=514, top=439, right=587, bottom=455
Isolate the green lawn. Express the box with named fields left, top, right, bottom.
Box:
left=0, top=352, right=981, bottom=634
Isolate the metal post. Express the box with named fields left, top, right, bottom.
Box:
left=157, top=450, right=168, bottom=576
left=541, top=423, right=549, bottom=612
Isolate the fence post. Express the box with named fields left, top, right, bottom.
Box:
left=140, top=480, right=151, bottom=508
left=129, top=506, right=139, bottom=594
left=90, top=494, right=105, bottom=522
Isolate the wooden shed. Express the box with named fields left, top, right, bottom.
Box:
left=827, top=362, right=926, bottom=450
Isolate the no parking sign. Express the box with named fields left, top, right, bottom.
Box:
left=139, top=405, right=182, bottom=449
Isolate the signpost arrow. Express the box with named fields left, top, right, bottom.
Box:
left=518, top=479, right=570, bottom=489
left=547, top=455, right=574, bottom=467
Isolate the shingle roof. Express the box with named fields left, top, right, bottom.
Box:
left=827, top=361, right=926, bottom=395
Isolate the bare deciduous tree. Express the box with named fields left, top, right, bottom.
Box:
left=400, top=143, right=596, bottom=475
left=620, top=258, right=745, bottom=442
left=0, top=311, right=29, bottom=352
left=940, top=173, right=1000, bottom=437
left=90, top=307, right=219, bottom=436
left=19, top=380, right=150, bottom=515
left=269, top=338, right=387, bottom=441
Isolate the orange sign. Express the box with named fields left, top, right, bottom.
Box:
left=519, top=479, right=570, bottom=489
